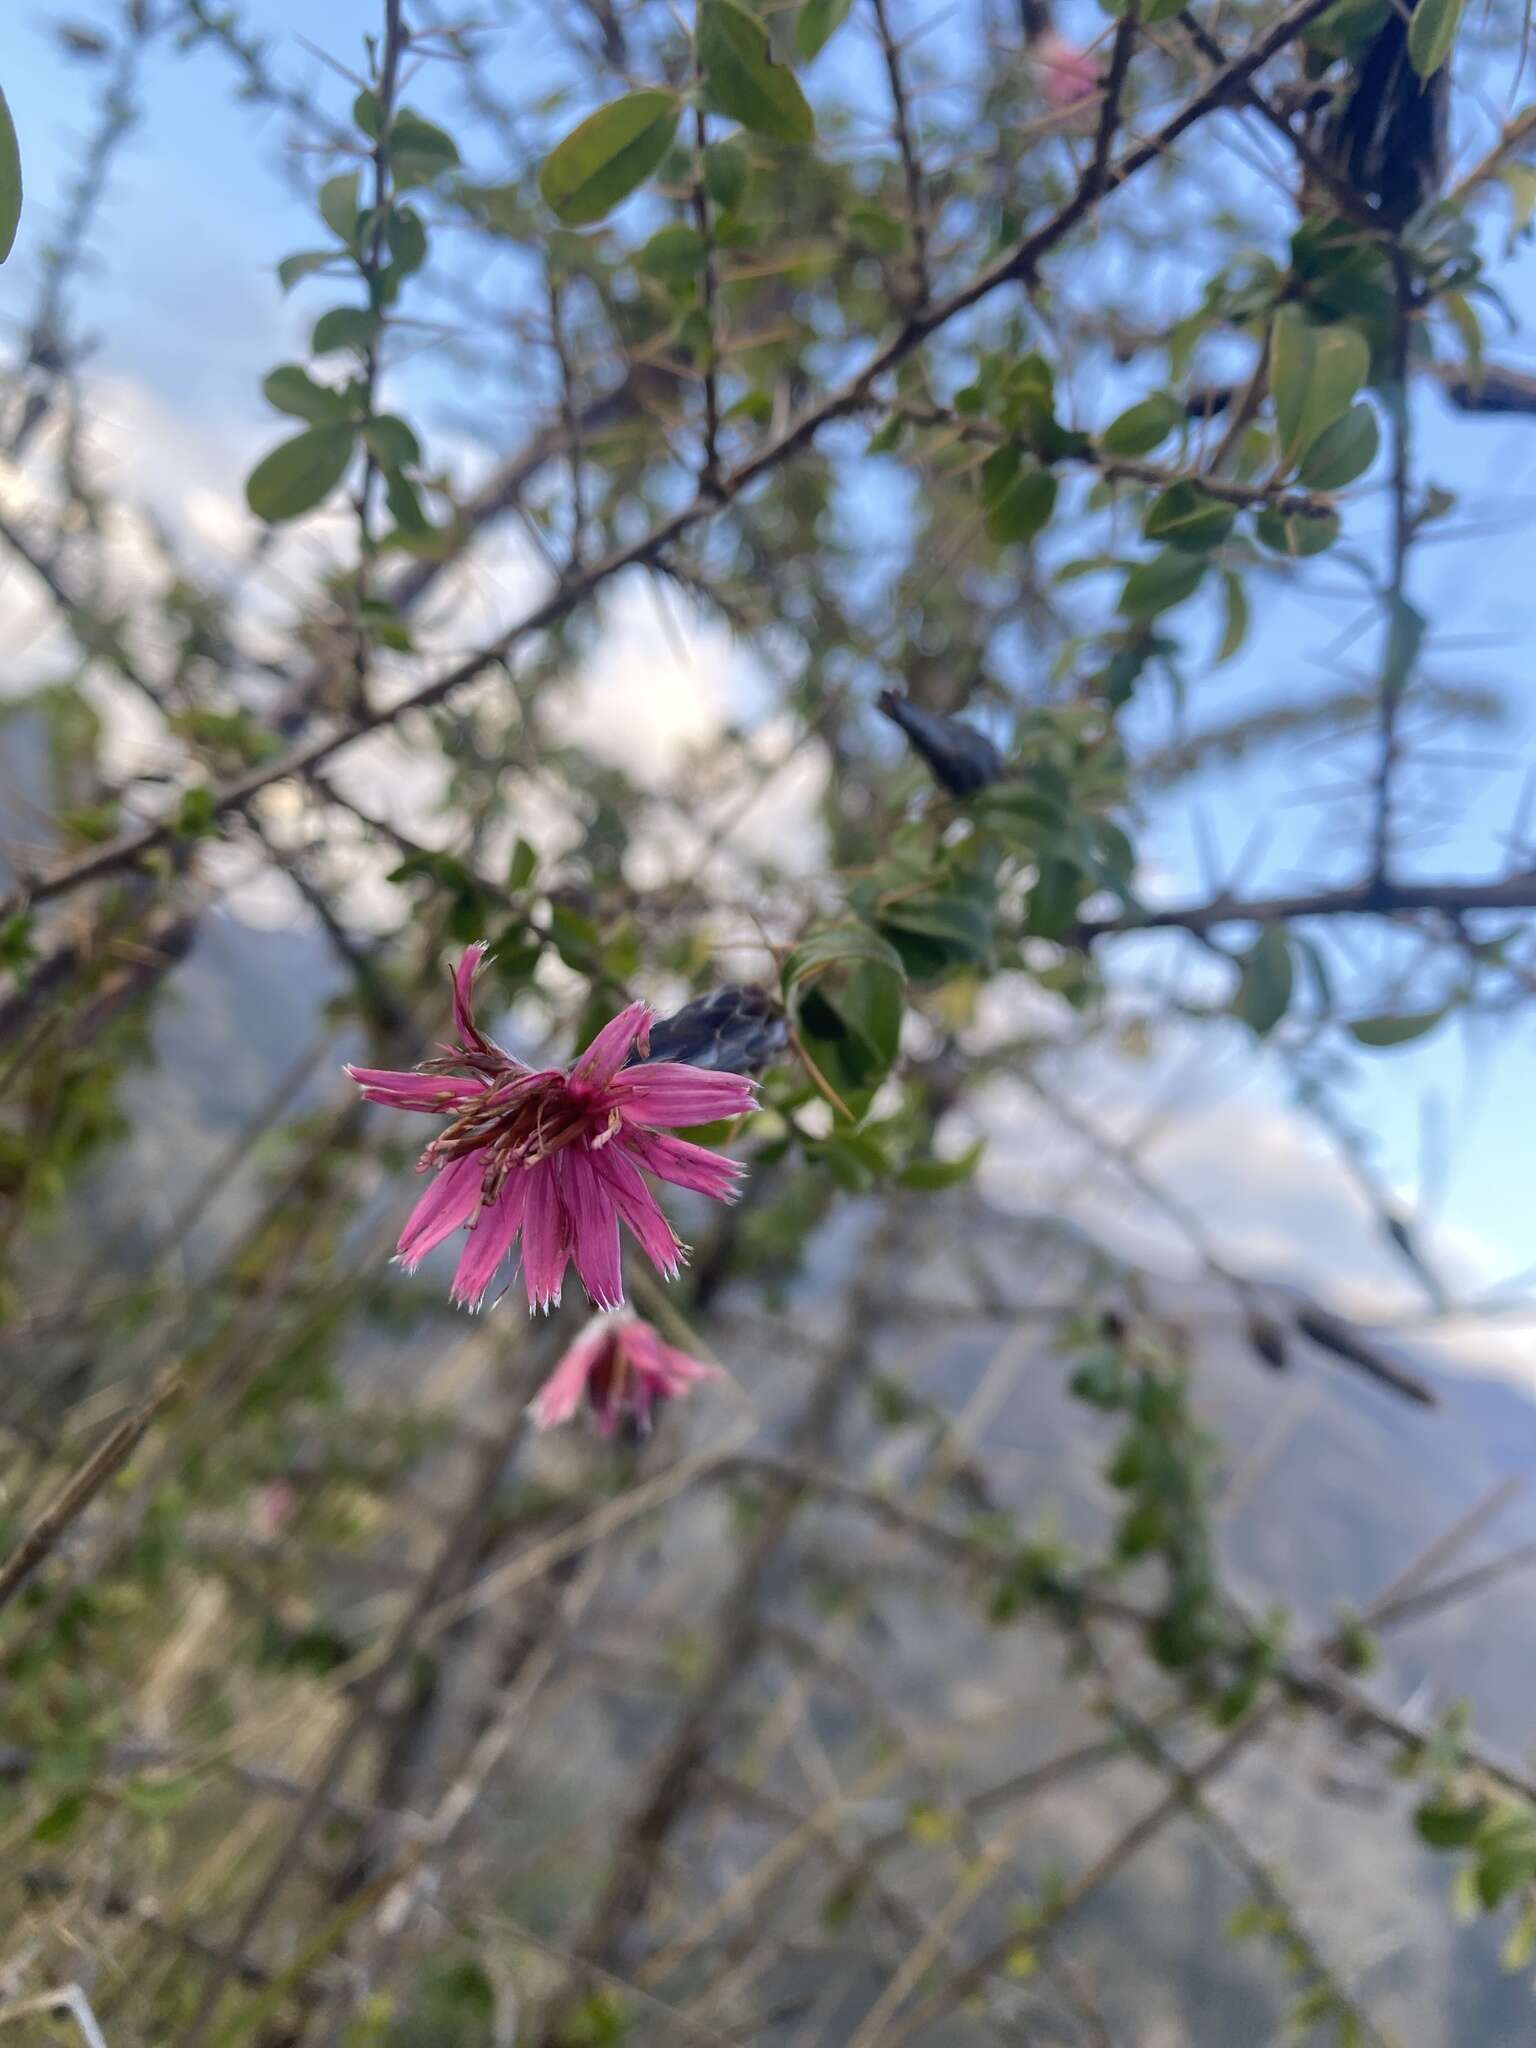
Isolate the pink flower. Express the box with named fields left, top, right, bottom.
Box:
left=1037, top=29, right=1100, bottom=112
left=347, top=944, right=756, bottom=1314
left=529, top=1312, right=722, bottom=1437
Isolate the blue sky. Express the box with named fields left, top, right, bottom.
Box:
left=4, top=0, right=1535, bottom=1308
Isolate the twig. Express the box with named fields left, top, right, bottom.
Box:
left=0, top=1376, right=182, bottom=1619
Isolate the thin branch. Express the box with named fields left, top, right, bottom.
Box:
left=0, top=0, right=1361, bottom=927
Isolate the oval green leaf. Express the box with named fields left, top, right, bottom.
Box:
left=390, top=109, right=461, bottom=189
left=796, top=0, right=854, bottom=60
left=782, top=922, right=905, bottom=997
left=1270, top=307, right=1369, bottom=467
left=700, top=0, right=815, bottom=145
left=1119, top=548, right=1208, bottom=617
left=363, top=413, right=422, bottom=468
left=703, top=137, right=749, bottom=212
left=1101, top=392, right=1183, bottom=457
left=312, top=305, right=380, bottom=355
left=1408, top=0, right=1463, bottom=76
left=1254, top=506, right=1341, bottom=557
left=1143, top=481, right=1235, bottom=553
left=262, top=365, right=353, bottom=424
left=1297, top=400, right=1379, bottom=489
left=318, top=171, right=361, bottom=247
left=1234, top=926, right=1294, bottom=1037
left=538, top=91, right=682, bottom=226
left=0, top=86, right=22, bottom=264
left=637, top=221, right=707, bottom=283
left=985, top=462, right=1058, bottom=544
left=246, top=424, right=356, bottom=524
left=1347, top=1008, right=1447, bottom=1048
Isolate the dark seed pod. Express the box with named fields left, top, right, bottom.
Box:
left=1317, top=1, right=1449, bottom=225
left=877, top=690, right=1003, bottom=798
left=635, top=985, right=789, bottom=1077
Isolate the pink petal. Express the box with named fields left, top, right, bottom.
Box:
left=1038, top=30, right=1099, bottom=109
left=347, top=1065, right=483, bottom=1113
left=396, top=1155, right=486, bottom=1270
left=561, top=1149, right=625, bottom=1311
left=622, top=1126, right=747, bottom=1203
left=591, top=1144, right=686, bottom=1279
left=622, top=1321, right=720, bottom=1397
left=570, top=1001, right=653, bottom=1093
left=656, top=1344, right=722, bottom=1395
left=609, top=1063, right=756, bottom=1128
left=449, top=1172, right=529, bottom=1309
left=529, top=1319, right=619, bottom=1431
left=451, top=942, right=493, bottom=1053
left=520, top=1160, right=569, bottom=1313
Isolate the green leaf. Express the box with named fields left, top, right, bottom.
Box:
left=637, top=222, right=708, bottom=283
left=538, top=91, right=682, bottom=226
left=1215, top=570, right=1249, bottom=664
left=174, top=786, right=218, bottom=839
left=1297, top=400, right=1378, bottom=488
left=384, top=468, right=430, bottom=535
left=277, top=249, right=336, bottom=291
left=246, top=424, right=356, bottom=523
left=0, top=85, right=22, bottom=264
left=363, top=413, right=422, bottom=468
left=1254, top=506, right=1341, bottom=557
left=898, top=1138, right=985, bottom=1189
left=312, top=306, right=380, bottom=355
left=318, top=170, right=361, bottom=246
left=385, top=205, right=429, bottom=278
left=782, top=922, right=906, bottom=998
left=796, top=0, right=853, bottom=59
left=1407, top=0, right=1463, bottom=76
left=390, top=109, right=461, bottom=188
left=1101, top=392, right=1182, bottom=457
left=1415, top=1797, right=1487, bottom=1850
left=262, top=365, right=353, bottom=424
left=31, top=1791, right=87, bottom=1844
left=353, top=88, right=382, bottom=139
left=1119, top=549, right=1208, bottom=617
left=1347, top=1008, right=1447, bottom=1048
left=699, top=0, right=816, bottom=145
left=984, top=457, right=1058, bottom=544
left=1270, top=307, right=1369, bottom=466
left=508, top=837, right=538, bottom=891
left=1143, top=482, right=1235, bottom=553
left=703, top=137, right=749, bottom=212
left=1234, top=926, right=1294, bottom=1037
left=848, top=204, right=906, bottom=255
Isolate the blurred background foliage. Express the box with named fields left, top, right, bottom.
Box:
left=2, top=0, right=1536, bottom=2040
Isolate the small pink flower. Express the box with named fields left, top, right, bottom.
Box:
left=1037, top=29, right=1100, bottom=112
left=348, top=944, right=756, bottom=1314
left=253, top=1479, right=298, bottom=1538
left=529, top=1312, right=722, bottom=1438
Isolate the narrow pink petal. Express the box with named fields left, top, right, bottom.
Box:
left=396, top=1154, right=485, bottom=1270
left=562, top=1149, right=625, bottom=1311
left=622, top=1127, right=747, bottom=1203
left=570, top=1001, right=653, bottom=1093
left=590, top=1144, right=686, bottom=1279
left=609, top=1063, right=757, bottom=1128
left=520, top=1160, right=569, bottom=1313
left=451, top=941, right=493, bottom=1052
left=347, top=1065, right=482, bottom=1113
left=529, top=1319, right=618, bottom=1431
left=621, top=1321, right=720, bottom=1396
left=654, top=1342, right=722, bottom=1394
left=449, top=1171, right=529, bottom=1309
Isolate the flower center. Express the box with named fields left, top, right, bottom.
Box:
left=422, top=1065, right=620, bottom=1192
